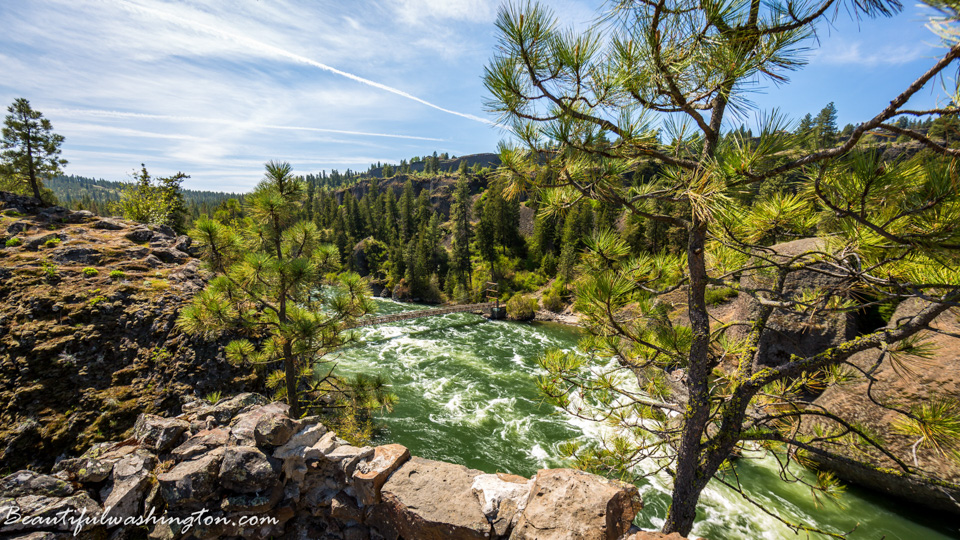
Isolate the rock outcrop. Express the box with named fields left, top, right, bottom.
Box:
left=0, top=394, right=643, bottom=540
left=0, top=192, right=255, bottom=470
left=727, top=238, right=858, bottom=369
left=806, top=298, right=960, bottom=513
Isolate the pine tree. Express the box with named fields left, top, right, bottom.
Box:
left=1, top=98, right=67, bottom=203
left=814, top=102, right=839, bottom=148
left=178, top=161, right=390, bottom=419
left=450, top=176, right=473, bottom=289
left=486, top=1, right=960, bottom=535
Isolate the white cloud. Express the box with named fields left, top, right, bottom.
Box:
left=393, top=0, right=499, bottom=24
left=813, top=39, right=930, bottom=66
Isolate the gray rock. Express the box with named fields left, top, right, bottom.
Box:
left=171, top=428, right=229, bottom=461
left=132, top=414, right=189, bottom=452
left=157, top=452, right=222, bottom=506
left=218, top=446, right=280, bottom=494
left=151, top=248, right=188, bottom=265
left=25, top=233, right=66, bottom=251
left=6, top=221, right=29, bottom=234
left=229, top=402, right=296, bottom=447
left=102, top=452, right=157, bottom=519
left=51, top=247, right=102, bottom=265
left=92, top=219, right=125, bottom=231
left=125, top=228, right=154, bottom=243
left=0, top=471, right=74, bottom=498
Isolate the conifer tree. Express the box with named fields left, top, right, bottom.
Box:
left=486, top=1, right=960, bottom=535
left=814, top=102, right=839, bottom=148
left=1, top=98, right=66, bottom=203
left=177, top=161, right=390, bottom=419
left=450, top=176, right=473, bottom=288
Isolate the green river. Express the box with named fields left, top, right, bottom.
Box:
left=332, top=298, right=957, bottom=539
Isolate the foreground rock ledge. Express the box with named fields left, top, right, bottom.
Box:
left=0, top=393, right=644, bottom=540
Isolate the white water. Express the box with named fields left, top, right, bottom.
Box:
left=331, top=299, right=957, bottom=539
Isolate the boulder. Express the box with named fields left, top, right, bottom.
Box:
left=369, top=456, right=491, bottom=540
left=157, top=452, right=222, bottom=505
left=153, top=225, right=176, bottom=238
left=102, top=451, right=157, bottom=519
left=151, top=247, right=188, bottom=265
left=125, top=228, right=154, bottom=244
left=471, top=473, right=532, bottom=536
left=132, top=414, right=189, bottom=452
left=272, top=423, right=328, bottom=461
left=511, top=468, right=642, bottom=540
left=807, top=297, right=960, bottom=513
left=6, top=221, right=29, bottom=234
left=325, top=444, right=374, bottom=477
left=728, top=238, right=857, bottom=369
left=92, top=219, right=125, bottom=231
left=353, top=444, right=410, bottom=505
left=182, top=393, right=268, bottom=426
left=173, top=235, right=194, bottom=255
left=171, top=428, right=230, bottom=461
left=52, top=455, right=115, bottom=483
left=229, top=402, right=296, bottom=447
left=0, top=471, right=74, bottom=498
left=218, top=446, right=281, bottom=494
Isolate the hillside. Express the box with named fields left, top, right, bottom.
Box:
left=0, top=192, right=254, bottom=470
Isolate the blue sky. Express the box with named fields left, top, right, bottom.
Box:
left=0, top=0, right=952, bottom=192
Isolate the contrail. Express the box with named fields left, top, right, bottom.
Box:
left=112, top=0, right=495, bottom=126
left=48, top=108, right=446, bottom=142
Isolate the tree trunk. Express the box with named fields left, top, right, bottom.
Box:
left=25, top=137, right=41, bottom=202
left=283, top=341, right=300, bottom=418
left=663, top=219, right=713, bottom=536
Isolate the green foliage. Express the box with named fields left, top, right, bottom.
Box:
left=1, top=98, right=67, bottom=201
left=43, top=237, right=60, bottom=248
left=704, top=287, right=737, bottom=306
left=82, top=267, right=99, bottom=277
left=109, top=269, right=125, bottom=281
left=484, top=0, right=960, bottom=535
left=5, top=237, right=21, bottom=247
left=542, top=289, right=565, bottom=312
left=41, top=261, right=57, bottom=281
left=204, top=391, right=223, bottom=405
left=114, top=164, right=189, bottom=233
left=178, top=161, right=393, bottom=421
left=506, top=294, right=538, bottom=320
left=893, top=398, right=960, bottom=462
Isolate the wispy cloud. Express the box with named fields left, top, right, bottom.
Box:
left=50, top=108, right=445, bottom=142
left=812, top=40, right=931, bottom=67
left=113, top=0, right=494, bottom=126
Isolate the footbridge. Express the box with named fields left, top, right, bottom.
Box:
left=351, top=301, right=502, bottom=328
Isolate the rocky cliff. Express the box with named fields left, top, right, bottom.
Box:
left=0, top=394, right=645, bottom=540
left=0, top=192, right=255, bottom=471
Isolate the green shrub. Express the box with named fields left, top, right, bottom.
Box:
left=42, top=262, right=57, bottom=280
left=542, top=290, right=565, bottom=312
left=109, top=270, right=126, bottom=281
left=44, top=237, right=61, bottom=248
left=3, top=210, right=21, bottom=217
left=5, top=237, right=21, bottom=247
left=82, top=267, right=99, bottom=277
left=506, top=294, right=538, bottom=321
left=705, top=286, right=737, bottom=306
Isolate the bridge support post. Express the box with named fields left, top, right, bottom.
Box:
left=489, top=306, right=506, bottom=320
